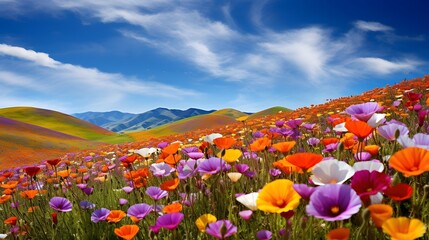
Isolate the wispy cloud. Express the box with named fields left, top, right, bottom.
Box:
left=350, top=57, right=420, bottom=75
left=354, top=20, right=393, bottom=32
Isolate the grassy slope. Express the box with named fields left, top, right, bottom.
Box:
left=0, top=107, right=133, bottom=144
left=0, top=117, right=101, bottom=170
left=210, top=108, right=248, bottom=119
left=248, top=106, right=291, bottom=119
left=129, top=114, right=239, bottom=141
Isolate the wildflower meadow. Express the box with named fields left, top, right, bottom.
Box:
left=1, top=77, right=429, bottom=239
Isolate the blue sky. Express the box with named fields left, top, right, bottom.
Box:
left=0, top=0, right=428, bottom=114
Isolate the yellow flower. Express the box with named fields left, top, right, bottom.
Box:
left=382, top=217, right=426, bottom=240
left=217, top=149, right=242, bottom=163
left=257, top=179, right=301, bottom=213
left=195, top=214, right=217, bottom=232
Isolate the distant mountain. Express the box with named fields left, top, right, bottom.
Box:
left=73, top=108, right=216, bottom=132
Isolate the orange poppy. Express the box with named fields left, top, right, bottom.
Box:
left=3, top=189, right=14, bottom=195
left=340, top=133, right=357, bottom=150
left=46, top=158, right=61, bottom=167
left=272, top=141, right=296, bottom=153
left=321, top=138, right=339, bottom=146
left=0, top=176, right=5, bottom=182
left=107, top=210, right=127, bottom=223
left=4, top=216, right=17, bottom=225
left=160, top=178, right=180, bottom=191
left=273, top=158, right=303, bottom=174
left=389, top=147, right=429, bottom=177
left=85, top=162, right=94, bottom=169
left=368, top=204, right=393, bottom=228
left=1, top=195, right=12, bottom=204
left=326, top=228, right=350, bottom=240
left=114, top=225, right=140, bottom=240
left=250, top=137, right=271, bottom=152
left=122, top=155, right=139, bottom=164
left=57, top=170, right=71, bottom=178
left=24, top=166, right=41, bottom=176
left=364, top=145, right=380, bottom=156
left=2, top=172, right=14, bottom=178
left=163, top=202, right=183, bottom=213
left=20, top=190, right=38, bottom=199
left=162, top=142, right=181, bottom=155
left=28, top=206, right=39, bottom=213
left=101, top=165, right=109, bottom=173
left=1, top=180, right=19, bottom=189
left=164, top=154, right=182, bottom=167
left=286, top=152, right=323, bottom=172
left=213, top=137, right=236, bottom=149
left=345, top=119, right=374, bottom=140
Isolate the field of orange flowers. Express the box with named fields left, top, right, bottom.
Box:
left=0, top=75, right=429, bottom=239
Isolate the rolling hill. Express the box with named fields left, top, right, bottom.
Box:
left=210, top=108, right=249, bottom=119
left=0, top=107, right=133, bottom=143
left=248, top=106, right=291, bottom=119
left=128, top=114, right=239, bottom=141
left=0, top=116, right=100, bottom=170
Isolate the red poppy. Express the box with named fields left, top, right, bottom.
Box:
left=25, top=166, right=41, bottom=176
left=46, top=158, right=61, bottom=167
left=321, top=138, right=339, bottom=146
left=383, top=183, right=413, bottom=201
left=51, top=213, right=58, bottom=225
left=4, top=216, right=17, bottom=225
left=160, top=178, right=180, bottom=191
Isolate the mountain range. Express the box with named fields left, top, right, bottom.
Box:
left=73, top=108, right=217, bottom=132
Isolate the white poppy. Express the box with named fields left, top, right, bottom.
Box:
left=367, top=113, right=386, bottom=128
left=311, top=159, right=355, bottom=185
left=203, top=133, right=223, bottom=144
left=236, top=192, right=259, bottom=211
left=353, top=160, right=384, bottom=173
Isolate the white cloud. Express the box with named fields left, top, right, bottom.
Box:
left=354, top=20, right=393, bottom=32
left=351, top=57, right=419, bottom=75
left=0, top=44, right=199, bottom=113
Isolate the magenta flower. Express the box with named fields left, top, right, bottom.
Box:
left=307, top=137, right=320, bottom=146
left=238, top=210, right=253, bottom=220
left=354, top=151, right=372, bottom=161
left=345, top=102, right=382, bottom=122
left=127, top=203, right=152, bottom=220
left=306, top=184, right=361, bottom=221
left=155, top=213, right=184, bottom=230
left=197, top=157, right=231, bottom=175
left=91, top=208, right=110, bottom=223
left=206, top=220, right=237, bottom=239
left=146, top=186, right=168, bottom=200
left=49, top=197, right=72, bottom=212
left=187, top=152, right=204, bottom=160
left=351, top=170, right=391, bottom=205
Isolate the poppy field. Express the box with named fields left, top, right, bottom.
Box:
left=1, top=76, right=429, bottom=239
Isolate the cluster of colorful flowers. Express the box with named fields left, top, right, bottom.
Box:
left=0, top=82, right=429, bottom=239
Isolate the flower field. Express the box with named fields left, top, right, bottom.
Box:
left=1, top=76, right=429, bottom=239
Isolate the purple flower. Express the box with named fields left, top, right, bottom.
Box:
left=177, top=159, right=198, bottom=179
left=122, top=186, right=134, bottom=194
left=179, top=193, right=197, bottom=206
left=91, top=208, right=110, bottom=223
left=323, top=143, right=339, bottom=153
left=307, top=137, right=320, bottom=146
left=181, top=146, right=199, bottom=154
left=257, top=230, right=272, bottom=240
left=150, top=162, right=175, bottom=177
left=269, top=168, right=281, bottom=177
left=157, top=141, right=169, bottom=149
left=127, top=203, right=153, bottom=220
left=286, top=118, right=303, bottom=128
left=292, top=184, right=316, bottom=200
left=398, top=133, right=429, bottom=149
left=155, top=213, right=184, bottom=230
left=146, top=186, right=168, bottom=200
left=252, top=131, right=264, bottom=139
left=378, top=123, right=409, bottom=140
left=275, top=120, right=285, bottom=127
left=187, top=152, right=204, bottom=160
left=206, top=220, right=237, bottom=239
left=83, top=187, right=94, bottom=195
left=306, top=184, right=361, bottom=221
left=49, top=197, right=73, bottom=212
left=302, top=123, right=316, bottom=130
left=238, top=210, right=253, bottom=220
left=345, top=102, right=382, bottom=122
left=197, top=157, right=231, bottom=175
left=354, top=151, right=372, bottom=161
left=119, top=198, right=128, bottom=206
left=76, top=183, right=87, bottom=190
left=79, top=200, right=95, bottom=209
left=235, top=164, right=250, bottom=173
